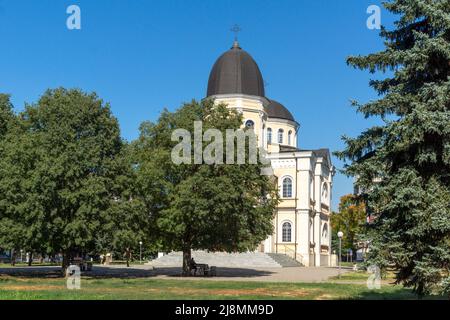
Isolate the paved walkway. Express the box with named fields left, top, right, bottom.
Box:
left=0, top=264, right=350, bottom=283
left=145, top=265, right=350, bottom=283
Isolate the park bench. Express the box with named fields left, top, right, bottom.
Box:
left=70, top=258, right=93, bottom=271
left=190, top=261, right=217, bottom=277
left=204, top=265, right=217, bottom=277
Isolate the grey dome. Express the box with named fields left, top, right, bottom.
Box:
left=266, top=100, right=295, bottom=122
left=207, top=42, right=265, bottom=97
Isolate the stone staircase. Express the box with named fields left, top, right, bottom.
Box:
left=267, top=253, right=303, bottom=267
left=146, top=251, right=302, bottom=268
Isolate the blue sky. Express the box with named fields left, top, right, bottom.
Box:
left=0, top=0, right=396, bottom=210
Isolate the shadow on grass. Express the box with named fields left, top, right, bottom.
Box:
left=0, top=265, right=275, bottom=280
left=0, top=266, right=64, bottom=279
left=160, top=267, right=275, bottom=279
left=348, top=288, right=445, bottom=300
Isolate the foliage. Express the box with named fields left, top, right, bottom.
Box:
left=95, top=144, right=150, bottom=264
left=330, top=194, right=366, bottom=255
left=0, top=88, right=144, bottom=269
left=133, top=99, right=279, bottom=275
left=0, top=94, right=24, bottom=259
left=0, top=94, right=14, bottom=138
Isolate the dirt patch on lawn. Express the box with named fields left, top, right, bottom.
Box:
left=1, top=285, right=63, bottom=291
left=211, top=288, right=312, bottom=297
left=162, top=287, right=316, bottom=298
left=316, top=294, right=336, bottom=300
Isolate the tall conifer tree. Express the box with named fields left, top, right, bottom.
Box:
left=336, top=0, right=450, bottom=297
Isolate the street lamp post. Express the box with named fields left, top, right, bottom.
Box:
left=139, top=241, right=143, bottom=264
left=337, top=231, right=343, bottom=279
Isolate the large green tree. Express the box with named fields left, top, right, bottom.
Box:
left=134, top=99, right=279, bottom=275
left=0, top=94, right=24, bottom=265
left=0, top=88, right=133, bottom=270
left=0, top=94, right=14, bottom=137
left=96, top=143, right=150, bottom=267
left=336, top=0, right=450, bottom=297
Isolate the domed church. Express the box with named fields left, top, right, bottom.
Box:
left=206, top=40, right=335, bottom=267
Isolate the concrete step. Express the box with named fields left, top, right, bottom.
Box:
left=267, top=253, right=303, bottom=267
left=146, top=251, right=283, bottom=268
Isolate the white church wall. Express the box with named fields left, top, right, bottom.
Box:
left=313, top=213, right=322, bottom=266
left=263, top=235, right=272, bottom=254
left=212, top=95, right=267, bottom=148
left=297, top=209, right=311, bottom=265
left=266, top=119, right=298, bottom=147
left=313, top=161, right=324, bottom=266
left=274, top=210, right=297, bottom=259
left=270, top=152, right=327, bottom=266
left=296, top=169, right=311, bottom=209
left=272, top=159, right=296, bottom=206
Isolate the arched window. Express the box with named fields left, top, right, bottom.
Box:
left=288, top=130, right=292, bottom=145
left=322, top=223, right=328, bottom=241
left=245, top=120, right=255, bottom=129
left=322, top=183, right=328, bottom=201
left=278, top=129, right=284, bottom=144
left=282, top=177, right=292, bottom=198
left=282, top=222, right=292, bottom=242
left=267, top=128, right=272, bottom=144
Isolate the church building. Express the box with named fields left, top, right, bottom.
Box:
left=206, top=40, right=335, bottom=267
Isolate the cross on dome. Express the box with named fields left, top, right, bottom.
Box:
left=230, top=24, right=242, bottom=48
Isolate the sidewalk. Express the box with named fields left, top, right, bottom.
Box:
left=0, top=264, right=351, bottom=283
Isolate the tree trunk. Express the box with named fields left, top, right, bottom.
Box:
left=182, top=246, right=192, bottom=277
left=62, top=252, right=70, bottom=276
left=10, top=249, right=16, bottom=266
left=125, top=248, right=131, bottom=267
left=417, top=282, right=424, bottom=300
left=27, top=252, right=33, bottom=266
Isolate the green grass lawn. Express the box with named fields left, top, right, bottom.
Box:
left=330, top=270, right=395, bottom=282
left=339, top=261, right=360, bottom=267
left=0, top=273, right=444, bottom=300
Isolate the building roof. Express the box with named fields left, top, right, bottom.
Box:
left=279, top=146, right=331, bottom=162
left=265, top=99, right=295, bottom=122
left=313, top=148, right=330, bottom=159
left=207, top=42, right=265, bottom=97
left=279, top=145, right=300, bottom=152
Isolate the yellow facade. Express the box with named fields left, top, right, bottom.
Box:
left=206, top=42, right=334, bottom=267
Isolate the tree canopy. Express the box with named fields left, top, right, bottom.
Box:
left=133, top=99, right=279, bottom=275
left=0, top=94, right=23, bottom=262
left=1, top=91, right=278, bottom=275
left=0, top=94, right=14, bottom=138
left=0, top=88, right=147, bottom=269
left=331, top=194, right=366, bottom=257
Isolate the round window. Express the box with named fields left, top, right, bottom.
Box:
left=245, top=120, right=255, bottom=128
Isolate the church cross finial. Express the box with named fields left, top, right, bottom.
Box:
left=230, top=24, right=242, bottom=43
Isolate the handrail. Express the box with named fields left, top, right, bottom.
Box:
left=281, top=245, right=303, bottom=265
